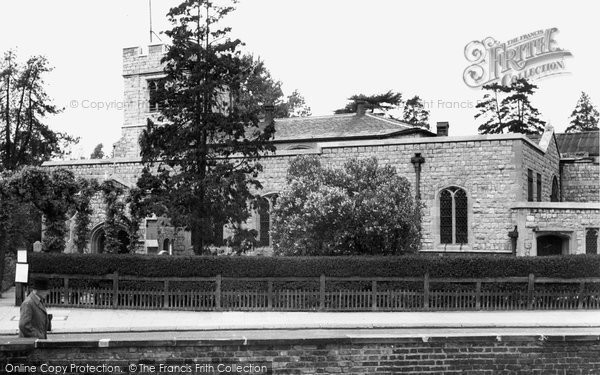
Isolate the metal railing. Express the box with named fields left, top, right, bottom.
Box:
left=31, top=273, right=600, bottom=311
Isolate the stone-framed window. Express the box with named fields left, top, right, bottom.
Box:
left=536, top=172, right=542, bottom=202
left=148, top=78, right=166, bottom=112
left=439, top=186, right=468, bottom=244
left=550, top=175, right=560, bottom=202
left=257, top=194, right=278, bottom=247
left=527, top=169, right=534, bottom=202
left=586, top=228, right=599, bottom=255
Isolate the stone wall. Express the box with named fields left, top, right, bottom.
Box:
left=511, top=202, right=600, bottom=256
left=520, top=134, right=560, bottom=202
left=45, top=134, right=561, bottom=254
left=2, top=334, right=600, bottom=374
left=258, top=136, right=539, bottom=253
left=561, top=159, right=600, bottom=202
left=114, top=44, right=166, bottom=159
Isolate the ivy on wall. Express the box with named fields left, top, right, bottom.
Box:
left=1, top=168, right=80, bottom=252
left=100, top=180, right=128, bottom=254
left=72, top=179, right=99, bottom=253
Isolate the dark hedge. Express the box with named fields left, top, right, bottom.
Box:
left=29, top=253, right=600, bottom=279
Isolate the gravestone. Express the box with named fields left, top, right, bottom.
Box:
left=33, top=241, right=42, bottom=252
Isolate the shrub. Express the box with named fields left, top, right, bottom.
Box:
left=271, top=156, right=421, bottom=255
left=29, top=252, right=600, bottom=279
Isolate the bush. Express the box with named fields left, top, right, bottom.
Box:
left=271, top=156, right=421, bottom=255
left=29, top=252, right=600, bottom=279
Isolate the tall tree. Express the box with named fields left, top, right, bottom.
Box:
left=138, top=0, right=276, bottom=254
left=0, top=51, right=77, bottom=171
left=501, top=78, right=545, bottom=134
left=90, top=143, right=105, bottom=159
left=402, top=95, right=430, bottom=129
left=565, top=92, right=599, bottom=133
left=238, top=55, right=310, bottom=119
left=334, top=91, right=402, bottom=115
left=475, top=83, right=509, bottom=134
left=476, top=78, right=545, bottom=135
left=280, top=89, right=311, bottom=118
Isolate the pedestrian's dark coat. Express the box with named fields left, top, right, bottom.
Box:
left=18, top=293, right=49, bottom=339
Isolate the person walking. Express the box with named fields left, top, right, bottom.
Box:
left=19, top=278, right=51, bottom=339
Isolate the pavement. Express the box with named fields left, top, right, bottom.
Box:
left=2, top=287, right=600, bottom=336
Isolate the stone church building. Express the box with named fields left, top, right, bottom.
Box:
left=44, top=44, right=600, bottom=256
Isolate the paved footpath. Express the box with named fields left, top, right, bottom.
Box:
left=2, top=287, right=600, bottom=335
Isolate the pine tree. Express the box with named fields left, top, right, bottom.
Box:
left=476, top=79, right=545, bottom=135
left=565, top=92, right=599, bottom=133
left=138, top=0, right=277, bottom=254
left=475, top=83, right=509, bottom=134
left=402, top=95, right=430, bottom=129
left=334, top=91, right=402, bottom=114
left=501, top=79, right=545, bottom=135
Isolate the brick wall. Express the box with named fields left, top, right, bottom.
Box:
left=561, top=160, right=600, bottom=202
left=2, top=335, right=600, bottom=374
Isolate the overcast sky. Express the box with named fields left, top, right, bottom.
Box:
left=0, top=0, right=598, bottom=158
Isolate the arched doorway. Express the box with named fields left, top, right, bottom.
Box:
left=536, top=234, right=569, bottom=256
left=90, top=224, right=130, bottom=254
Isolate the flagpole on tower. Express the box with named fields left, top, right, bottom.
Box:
left=149, top=0, right=153, bottom=43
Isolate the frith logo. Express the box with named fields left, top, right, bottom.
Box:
left=463, top=28, right=573, bottom=88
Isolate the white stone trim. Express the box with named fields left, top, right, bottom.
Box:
left=511, top=202, right=600, bottom=210
left=321, top=133, right=545, bottom=153
left=43, top=157, right=143, bottom=166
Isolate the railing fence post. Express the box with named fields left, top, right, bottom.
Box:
left=371, top=280, right=378, bottom=311
left=423, top=273, right=430, bottom=310
left=527, top=273, right=535, bottom=310
left=163, top=280, right=170, bottom=309
left=578, top=281, right=586, bottom=309
left=475, top=281, right=481, bottom=310
left=215, top=274, right=222, bottom=311
left=267, top=279, right=273, bottom=309
left=319, top=275, right=326, bottom=311
left=112, top=272, right=119, bottom=308
left=64, top=277, right=69, bottom=306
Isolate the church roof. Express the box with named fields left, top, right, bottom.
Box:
left=528, top=130, right=599, bottom=157
left=555, top=131, right=599, bottom=157
left=271, top=113, right=435, bottom=142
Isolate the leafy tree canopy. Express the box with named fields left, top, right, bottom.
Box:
left=0, top=50, right=78, bottom=171
left=271, top=156, right=421, bottom=256
left=90, top=143, right=105, bottom=159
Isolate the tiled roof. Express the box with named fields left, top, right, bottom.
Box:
left=272, top=113, right=433, bottom=142
left=555, top=131, right=599, bottom=157
left=527, top=131, right=599, bottom=157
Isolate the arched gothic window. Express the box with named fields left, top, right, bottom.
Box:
left=586, top=228, right=598, bottom=255
left=148, top=79, right=165, bottom=112
left=551, top=176, right=560, bottom=202
left=258, top=194, right=278, bottom=247
left=440, top=187, right=468, bottom=244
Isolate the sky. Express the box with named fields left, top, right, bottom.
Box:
left=0, top=0, right=598, bottom=158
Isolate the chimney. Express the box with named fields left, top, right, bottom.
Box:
left=356, top=101, right=367, bottom=116
left=436, top=122, right=449, bottom=136
left=264, top=105, right=275, bottom=124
